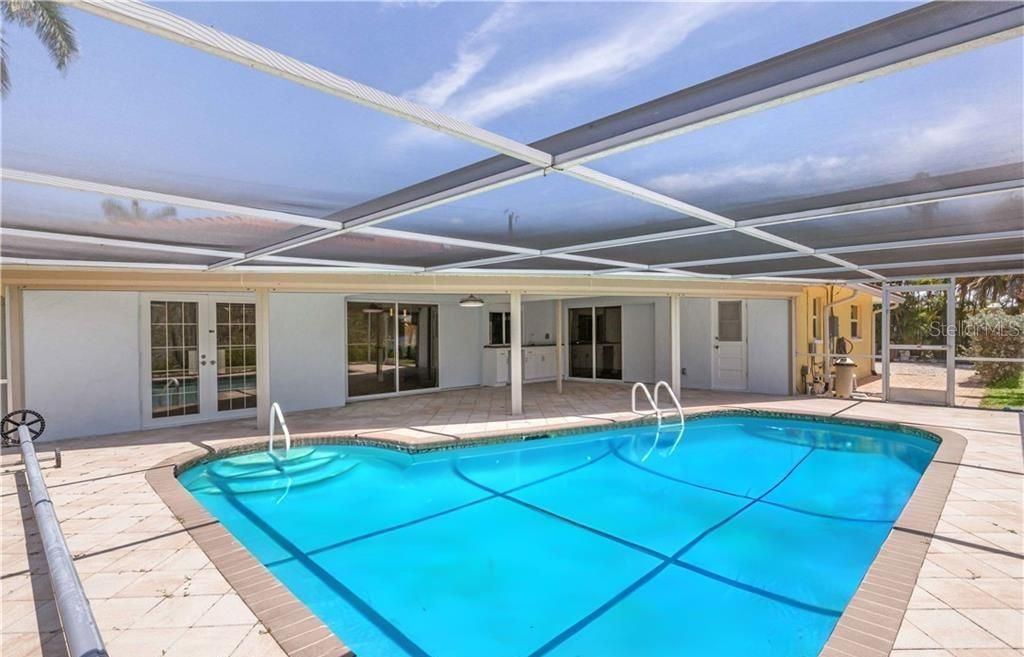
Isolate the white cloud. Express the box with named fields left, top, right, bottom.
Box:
left=443, top=3, right=733, bottom=126
left=647, top=106, right=1019, bottom=201
left=405, top=3, right=519, bottom=109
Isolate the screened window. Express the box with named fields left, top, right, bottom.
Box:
left=850, top=305, right=861, bottom=339
left=812, top=298, right=822, bottom=341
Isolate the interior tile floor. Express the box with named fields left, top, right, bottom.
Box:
left=2, top=382, right=1020, bottom=657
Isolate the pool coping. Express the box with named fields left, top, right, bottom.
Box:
left=145, top=408, right=966, bottom=657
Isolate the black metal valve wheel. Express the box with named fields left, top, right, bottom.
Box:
left=1, top=409, right=45, bottom=447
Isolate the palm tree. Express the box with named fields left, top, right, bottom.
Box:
left=101, top=198, right=177, bottom=223
left=1, top=0, right=78, bottom=96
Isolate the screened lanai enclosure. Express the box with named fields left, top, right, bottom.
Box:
left=1, top=0, right=1021, bottom=280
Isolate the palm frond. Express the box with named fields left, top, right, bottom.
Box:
left=27, top=1, right=76, bottom=70
left=1, top=33, right=10, bottom=96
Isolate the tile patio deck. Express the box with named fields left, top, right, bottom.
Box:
left=2, top=382, right=1021, bottom=657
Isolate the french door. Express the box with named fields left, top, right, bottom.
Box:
left=142, top=294, right=258, bottom=426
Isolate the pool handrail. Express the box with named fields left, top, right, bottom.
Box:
left=268, top=402, right=291, bottom=455
left=18, top=425, right=108, bottom=657
left=631, top=382, right=662, bottom=424
left=653, top=381, right=685, bottom=427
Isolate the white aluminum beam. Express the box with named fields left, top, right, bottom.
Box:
left=562, top=167, right=735, bottom=228
left=74, top=0, right=553, bottom=168
left=254, top=255, right=423, bottom=272
left=0, top=227, right=241, bottom=258
left=0, top=257, right=207, bottom=270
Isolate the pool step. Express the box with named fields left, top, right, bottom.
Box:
left=188, top=450, right=359, bottom=494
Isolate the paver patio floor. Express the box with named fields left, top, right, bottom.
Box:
left=2, top=382, right=1021, bottom=657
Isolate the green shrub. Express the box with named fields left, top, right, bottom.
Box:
left=964, top=308, right=1024, bottom=383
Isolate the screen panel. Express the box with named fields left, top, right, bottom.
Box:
left=2, top=10, right=494, bottom=218
left=1, top=181, right=315, bottom=251
left=275, top=232, right=507, bottom=268
left=589, top=39, right=1023, bottom=221
left=0, top=234, right=219, bottom=265
left=165, top=2, right=915, bottom=144
left=385, top=173, right=703, bottom=250
left=843, top=237, right=1024, bottom=267
left=761, top=190, right=1024, bottom=250
left=685, top=256, right=829, bottom=277
left=471, top=257, right=615, bottom=271
left=876, top=260, right=1024, bottom=280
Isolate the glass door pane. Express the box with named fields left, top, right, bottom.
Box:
left=569, top=308, right=593, bottom=378
left=717, top=301, right=743, bottom=341
left=595, top=306, right=622, bottom=380
left=348, top=302, right=396, bottom=397
left=215, top=302, right=258, bottom=412
left=150, top=301, right=200, bottom=418
left=397, top=304, right=439, bottom=392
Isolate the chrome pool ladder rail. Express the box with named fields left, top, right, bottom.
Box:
left=631, top=381, right=685, bottom=428
left=268, top=402, right=291, bottom=455
left=631, top=382, right=662, bottom=424
left=653, top=381, right=684, bottom=428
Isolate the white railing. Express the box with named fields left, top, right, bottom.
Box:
left=632, top=381, right=685, bottom=428
left=632, top=382, right=662, bottom=423
left=653, top=381, right=684, bottom=427
left=268, top=402, right=291, bottom=455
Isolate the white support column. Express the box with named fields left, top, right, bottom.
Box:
left=555, top=299, right=564, bottom=394
left=5, top=286, right=25, bottom=412
left=510, top=290, right=523, bottom=415
left=256, top=288, right=271, bottom=430
left=670, top=295, right=681, bottom=397
left=881, top=284, right=891, bottom=402
left=946, top=278, right=957, bottom=406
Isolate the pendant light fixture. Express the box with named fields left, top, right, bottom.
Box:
left=362, top=303, right=385, bottom=314
left=458, top=294, right=484, bottom=308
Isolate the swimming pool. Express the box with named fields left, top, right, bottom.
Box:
left=179, top=413, right=939, bottom=657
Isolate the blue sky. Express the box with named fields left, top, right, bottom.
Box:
left=2, top=1, right=1021, bottom=247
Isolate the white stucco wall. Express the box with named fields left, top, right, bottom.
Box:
left=23, top=291, right=142, bottom=441
left=269, top=293, right=347, bottom=412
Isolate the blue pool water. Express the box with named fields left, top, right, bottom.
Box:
left=179, top=415, right=938, bottom=657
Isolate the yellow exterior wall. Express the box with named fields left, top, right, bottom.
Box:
left=793, top=285, right=876, bottom=393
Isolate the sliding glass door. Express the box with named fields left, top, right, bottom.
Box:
left=347, top=301, right=438, bottom=397
left=569, top=305, right=622, bottom=380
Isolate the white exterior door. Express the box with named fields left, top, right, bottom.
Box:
left=142, top=294, right=258, bottom=426
left=712, top=300, right=747, bottom=391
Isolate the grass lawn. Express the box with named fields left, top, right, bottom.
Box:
left=981, top=372, right=1024, bottom=410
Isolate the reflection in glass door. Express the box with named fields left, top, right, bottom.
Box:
left=215, top=302, right=258, bottom=411
left=149, top=300, right=200, bottom=418
left=347, top=302, right=397, bottom=397
left=146, top=296, right=257, bottom=423
left=569, top=308, right=593, bottom=378
left=397, top=304, right=438, bottom=392
left=569, top=306, right=622, bottom=380
left=347, top=301, right=439, bottom=397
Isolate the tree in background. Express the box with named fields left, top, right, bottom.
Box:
left=1, top=0, right=77, bottom=96
left=963, top=308, right=1023, bottom=383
